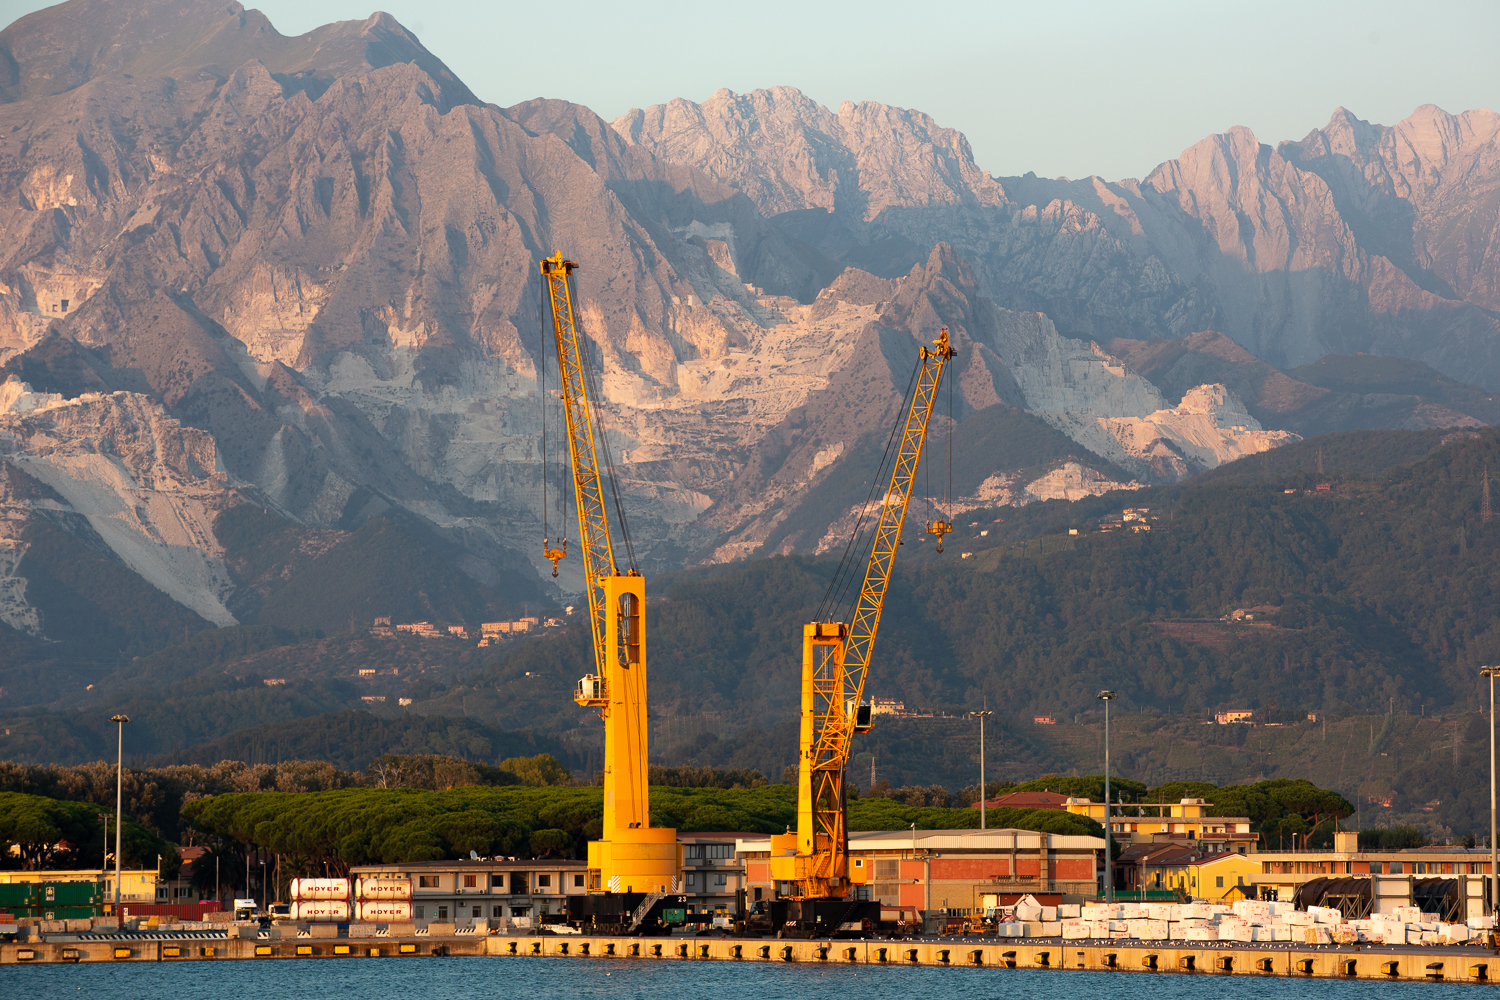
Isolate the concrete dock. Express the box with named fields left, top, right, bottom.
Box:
left=3, top=931, right=1499, bottom=981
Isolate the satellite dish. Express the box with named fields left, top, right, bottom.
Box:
left=470, top=850, right=480, bottom=860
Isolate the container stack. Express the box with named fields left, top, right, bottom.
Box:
left=285, top=877, right=414, bottom=923
left=0, top=881, right=102, bottom=920
left=354, top=878, right=412, bottom=922
left=288, top=878, right=350, bottom=922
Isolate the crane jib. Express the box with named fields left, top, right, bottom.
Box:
left=838, top=332, right=953, bottom=736
left=782, top=329, right=955, bottom=900
left=540, top=256, right=617, bottom=672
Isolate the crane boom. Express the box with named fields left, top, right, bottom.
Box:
left=540, top=255, right=617, bottom=676
left=539, top=253, right=677, bottom=896
left=770, top=329, right=954, bottom=904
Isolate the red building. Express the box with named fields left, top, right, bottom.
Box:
left=971, top=790, right=1072, bottom=811
left=739, top=827, right=1105, bottom=916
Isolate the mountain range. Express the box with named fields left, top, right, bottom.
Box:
left=0, top=0, right=1497, bottom=684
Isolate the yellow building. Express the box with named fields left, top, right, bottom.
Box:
left=1192, top=853, right=1261, bottom=899
left=1065, top=797, right=1256, bottom=852
left=1122, top=845, right=1259, bottom=899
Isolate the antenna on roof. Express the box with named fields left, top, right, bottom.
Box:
left=470, top=850, right=480, bottom=860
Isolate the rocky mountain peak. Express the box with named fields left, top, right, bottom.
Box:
left=612, top=86, right=1004, bottom=220
left=0, top=0, right=478, bottom=108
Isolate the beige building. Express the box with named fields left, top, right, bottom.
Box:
left=1252, top=832, right=1493, bottom=919
left=679, top=833, right=748, bottom=919
left=348, top=859, right=587, bottom=924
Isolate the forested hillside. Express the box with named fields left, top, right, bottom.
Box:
left=419, top=424, right=1500, bottom=734
left=4, top=424, right=1499, bottom=829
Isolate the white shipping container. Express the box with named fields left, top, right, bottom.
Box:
left=290, top=878, right=350, bottom=901
left=356, top=901, right=412, bottom=922
left=291, top=900, right=350, bottom=922
left=355, top=879, right=412, bottom=901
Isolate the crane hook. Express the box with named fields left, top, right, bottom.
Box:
left=926, top=518, right=952, bottom=554
left=544, top=538, right=567, bottom=578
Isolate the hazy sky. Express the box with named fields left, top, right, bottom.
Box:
left=4, top=0, right=1498, bottom=180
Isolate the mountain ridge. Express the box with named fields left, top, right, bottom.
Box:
left=0, top=0, right=1492, bottom=673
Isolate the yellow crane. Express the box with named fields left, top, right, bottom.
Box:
left=768, top=329, right=955, bottom=932
left=538, top=254, right=678, bottom=909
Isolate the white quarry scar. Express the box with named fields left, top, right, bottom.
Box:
left=16, top=454, right=238, bottom=627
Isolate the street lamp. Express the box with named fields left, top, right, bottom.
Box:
left=109, top=715, right=129, bottom=913
left=1097, top=691, right=1116, bottom=904
left=969, top=711, right=993, bottom=830
left=1483, top=667, right=1499, bottom=914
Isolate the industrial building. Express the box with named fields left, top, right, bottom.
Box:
left=740, top=827, right=1106, bottom=918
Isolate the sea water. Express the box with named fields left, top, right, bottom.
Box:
left=0, top=956, right=1453, bottom=1000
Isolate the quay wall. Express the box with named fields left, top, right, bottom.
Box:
left=1, top=934, right=1494, bottom=982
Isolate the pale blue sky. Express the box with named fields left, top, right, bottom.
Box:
left=3, top=0, right=1498, bottom=180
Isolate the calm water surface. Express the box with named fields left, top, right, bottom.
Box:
left=0, top=956, right=1466, bottom=1000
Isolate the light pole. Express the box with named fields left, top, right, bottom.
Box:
left=1097, top=691, right=1116, bottom=904
left=1484, top=667, right=1499, bottom=914
left=109, top=714, right=129, bottom=913
left=969, top=711, right=993, bottom=830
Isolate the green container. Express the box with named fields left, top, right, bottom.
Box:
left=31, top=905, right=98, bottom=920
left=36, top=881, right=102, bottom=906
left=660, top=908, right=686, bottom=924
left=0, top=884, right=34, bottom=909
